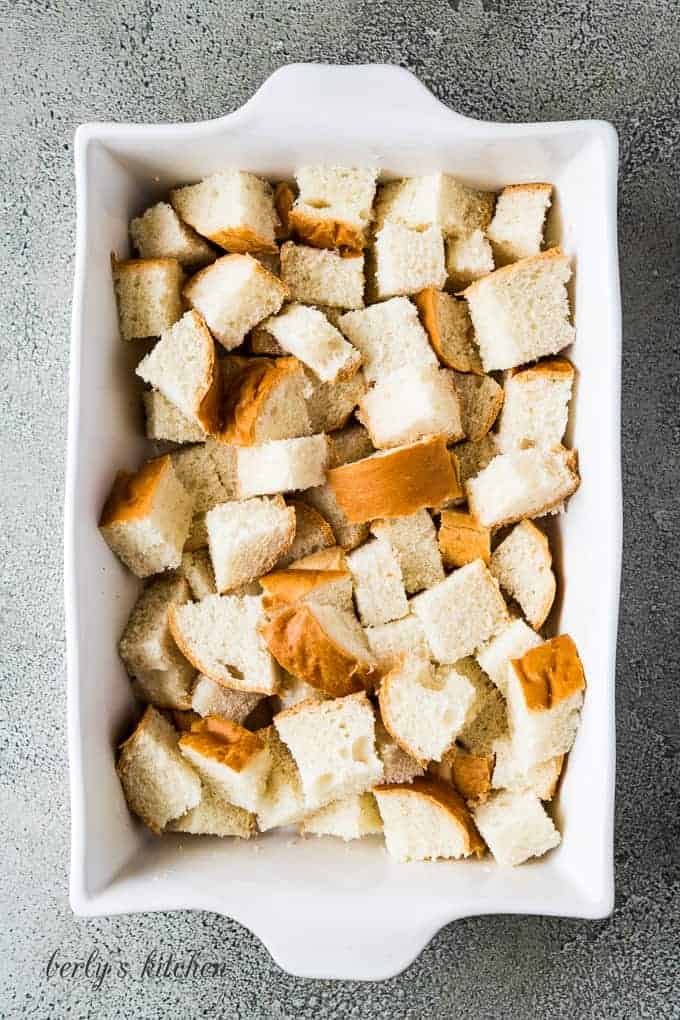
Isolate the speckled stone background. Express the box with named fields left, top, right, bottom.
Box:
left=1, top=0, right=678, bottom=1016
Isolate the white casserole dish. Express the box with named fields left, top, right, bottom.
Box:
left=66, top=63, right=621, bottom=981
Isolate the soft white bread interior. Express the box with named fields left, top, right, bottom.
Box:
left=472, top=789, right=560, bottom=866
left=373, top=222, right=446, bottom=299
left=206, top=495, right=295, bottom=593
left=191, top=674, right=262, bottom=726
left=338, top=297, right=437, bottom=383
left=184, top=254, right=287, bottom=351
left=301, top=792, right=383, bottom=840
left=260, top=557, right=354, bottom=616
left=168, top=593, right=280, bottom=694
left=178, top=716, right=272, bottom=813
left=112, top=258, right=184, bottom=341
left=463, top=249, right=575, bottom=372
left=303, top=367, right=367, bottom=434
left=486, top=183, right=553, bottom=266
left=170, top=170, right=279, bottom=252
left=454, top=371, right=504, bottom=441
left=280, top=242, right=365, bottom=308
left=275, top=670, right=330, bottom=711
left=346, top=538, right=408, bottom=627
left=437, top=509, right=491, bottom=570
left=375, top=776, right=484, bottom=862
left=357, top=365, right=464, bottom=449
left=236, top=434, right=329, bottom=499
left=263, top=303, right=362, bottom=383
left=130, top=201, right=215, bottom=267
left=167, top=783, right=255, bottom=838
left=289, top=165, right=378, bottom=250
left=365, top=615, right=432, bottom=672
left=116, top=706, right=201, bottom=834
left=131, top=658, right=197, bottom=712
left=119, top=573, right=192, bottom=677
left=374, top=174, right=494, bottom=237
left=495, top=357, right=574, bottom=453
left=374, top=716, right=425, bottom=785
left=256, top=724, right=306, bottom=831
left=204, top=437, right=240, bottom=498
left=489, top=519, right=556, bottom=629
left=476, top=618, right=542, bottom=695
left=466, top=445, right=580, bottom=529
left=370, top=509, right=444, bottom=594
left=491, top=736, right=563, bottom=801
left=410, top=559, right=508, bottom=663
left=456, top=659, right=508, bottom=756
left=143, top=390, right=207, bottom=444
left=99, top=455, right=193, bottom=578
left=171, top=444, right=233, bottom=513
left=413, top=287, right=483, bottom=374
left=181, top=548, right=216, bottom=599
left=216, top=356, right=312, bottom=445
left=446, top=229, right=494, bottom=291
left=274, top=692, right=383, bottom=811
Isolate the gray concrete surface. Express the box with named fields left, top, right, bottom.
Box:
left=1, top=1, right=678, bottom=1016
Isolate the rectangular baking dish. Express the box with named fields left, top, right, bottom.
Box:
left=66, top=63, right=621, bottom=980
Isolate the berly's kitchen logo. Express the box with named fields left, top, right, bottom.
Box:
left=46, top=948, right=231, bottom=990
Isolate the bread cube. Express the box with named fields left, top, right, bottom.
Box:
left=438, top=510, right=491, bottom=570
left=255, top=725, right=307, bottom=831
left=206, top=495, right=295, bottom=593
left=116, top=706, right=202, bottom=834
left=274, top=692, right=382, bottom=811
left=275, top=501, right=335, bottom=568
left=171, top=444, right=233, bottom=513
left=446, top=229, right=494, bottom=291
left=373, top=718, right=425, bottom=785
left=301, top=792, right=383, bottom=840
left=453, top=434, right=498, bottom=488
left=370, top=509, right=444, bottom=594
left=346, top=538, right=408, bottom=627
left=476, top=618, right=542, bottom=695
left=472, top=790, right=561, bottom=866
left=506, top=634, right=586, bottom=769
left=263, top=303, right=362, bottom=383
left=191, top=675, right=262, bottom=725
left=131, top=655, right=196, bottom=710
left=112, top=258, right=183, bottom=341
left=218, top=356, right=312, bottom=445
left=464, top=250, right=575, bottom=371
left=236, top=434, right=329, bottom=498
left=375, top=777, right=484, bottom=862
left=119, top=573, right=192, bottom=680
left=273, top=181, right=296, bottom=240
left=170, top=170, right=279, bottom=253
left=181, top=548, right=216, bottom=599
left=179, top=716, right=272, bottom=813
left=357, top=365, right=464, bottom=449
left=365, top=616, right=432, bottom=672
left=433, top=747, right=493, bottom=804
left=130, top=201, right=215, bottom=267
left=168, top=593, right=280, bottom=694
left=374, top=174, right=494, bottom=236
left=289, top=165, right=378, bottom=250
left=338, top=296, right=437, bottom=383
left=373, top=222, right=446, bottom=299
left=487, top=183, right=553, bottom=266
left=167, top=784, right=255, bottom=838
left=184, top=254, right=287, bottom=351
left=495, top=357, right=574, bottom=453
left=490, top=520, right=556, bottom=629
left=275, top=670, right=330, bottom=711
left=303, top=367, right=367, bottom=433
left=301, top=483, right=369, bottom=551
left=456, top=659, right=508, bottom=756
left=491, top=736, right=563, bottom=801
left=99, top=456, right=193, bottom=578
left=413, top=288, right=483, bottom=374
left=379, top=655, right=476, bottom=763
left=410, top=559, right=508, bottom=663
left=143, top=390, right=206, bottom=444
left=454, top=372, right=504, bottom=442
left=261, top=550, right=353, bottom=616
left=280, top=242, right=365, bottom=308
left=466, top=445, right=580, bottom=529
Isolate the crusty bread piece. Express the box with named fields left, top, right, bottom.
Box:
left=495, top=357, right=574, bottom=452
left=374, top=174, right=494, bottom=237
left=275, top=501, right=335, bottom=568
left=413, top=288, right=483, bottom=374
left=301, top=792, right=383, bottom=840
left=370, top=509, right=444, bottom=594
left=454, top=372, right=504, bottom=441
left=452, top=434, right=498, bottom=488
left=274, top=181, right=296, bottom=241
left=346, top=538, right=408, bottom=627
left=236, top=434, right=329, bottom=499
left=116, top=706, right=201, bottom=834
left=168, top=593, right=280, bottom=694
left=410, top=559, right=508, bottom=663
left=492, top=736, right=563, bottom=801
left=256, top=724, right=307, bottom=831
left=327, top=423, right=375, bottom=468
left=178, top=716, right=272, bottom=813
left=328, top=435, right=462, bottom=523
left=373, top=222, right=446, bottom=299
left=216, top=356, right=312, bottom=445
left=375, top=777, right=484, bottom=862
left=181, top=548, right=216, bottom=599
left=433, top=746, right=494, bottom=804
left=365, top=615, right=432, bottom=672
left=131, top=658, right=196, bottom=712
left=446, top=229, right=495, bottom=291
left=275, top=670, right=330, bottom=711
left=456, top=659, right=508, bottom=756
left=204, top=437, right=239, bottom=498
left=130, top=201, right=215, bottom=267
left=379, top=656, right=476, bottom=763
left=490, top=520, right=556, bottom=629
left=374, top=717, right=425, bottom=785
left=438, top=510, right=491, bottom=569
left=263, top=303, right=362, bottom=383
left=248, top=322, right=286, bottom=356
left=136, top=310, right=220, bottom=432
left=274, top=691, right=382, bottom=811
left=303, top=367, right=367, bottom=433
left=143, top=390, right=206, bottom=444
left=119, top=573, right=192, bottom=677
left=260, top=559, right=354, bottom=616
left=466, top=445, right=580, bottom=529
left=280, top=242, right=365, bottom=309
left=99, top=456, right=193, bottom=578
left=184, top=254, right=287, bottom=351
left=171, top=444, right=232, bottom=513
left=289, top=166, right=378, bottom=250
left=112, top=258, right=184, bottom=341
left=300, top=483, right=369, bottom=551
left=486, top=183, right=553, bottom=266
left=472, top=789, right=560, bottom=866
left=338, top=297, right=438, bottom=384
left=463, top=250, right=575, bottom=372
left=170, top=171, right=279, bottom=253
left=167, top=783, right=255, bottom=837
left=206, top=495, right=295, bottom=593
left=260, top=603, right=376, bottom=698
left=191, top=674, right=262, bottom=725
left=476, top=617, right=542, bottom=695
left=357, top=365, right=464, bottom=449
left=506, top=634, right=585, bottom=768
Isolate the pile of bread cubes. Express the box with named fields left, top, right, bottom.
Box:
left=102, top=166, right=586, bottom=868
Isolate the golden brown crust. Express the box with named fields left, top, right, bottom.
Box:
left=260, top=568, right=349, bottom=613
left=462, top=247, right=568, bottom=297
left=206, top=226, right=278, bottom=255
left=511, top=634, right=585, bottom=711
left=293, top=546, right=347, bottom=571
left=179, top=715, right=264, bottom=772
left=507, top=356, right=575, bottom=382
left=501, top=182, right=553, bottom=196
left=259, top=604, right=372, bottom=698
left=212, top=356, right=303, bottom=445
left=288, top=207, right=365, bottom=252
left=274, top=182, right=296, bottom=240
left=448, top=749, right=493, bottom=803
left=172, top=709, right=201, bottom=732
left=438, top=510, right=491, bottom=568
left=99, top=455, right=169, bottom=528
left=327, top=436, right=461, bottom=524
left=413, top=287, right=483, bottom=375
left=377, top=777, right=485, bottom=856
